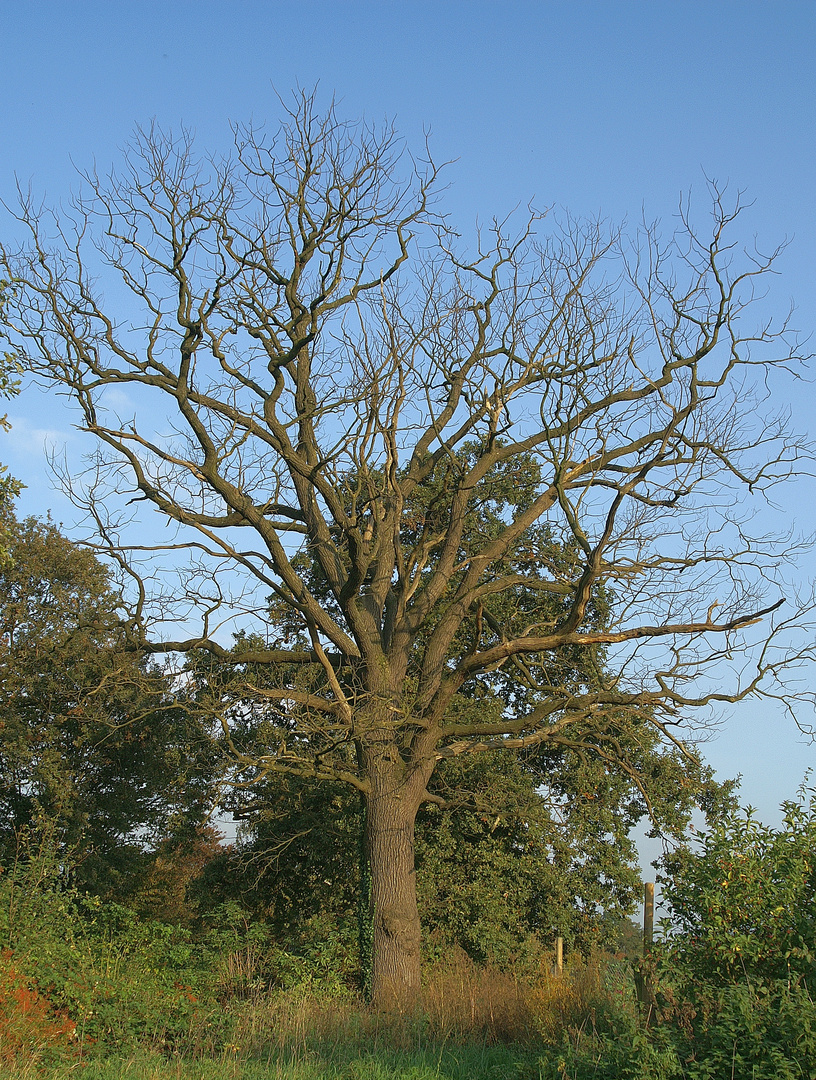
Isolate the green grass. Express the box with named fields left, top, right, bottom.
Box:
left=5, top=1043, right=545, bottom=1080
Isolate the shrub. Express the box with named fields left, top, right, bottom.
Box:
left=0, top=838, right=216, bottom=1054
left=540, top=1014, right=683, bottom=1080
left=658, top=791, right=816, bottom=991
left=647, top=785, right=816, bottom=1076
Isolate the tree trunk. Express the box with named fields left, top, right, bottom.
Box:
left=365, top=780, right=422, bottom=1008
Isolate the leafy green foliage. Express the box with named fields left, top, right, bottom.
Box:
left=540, top=1013, right=683, bottom=1080
left=658, top=787, right=816, bottom=989
left=642, top=786, right=816, bottom=1076
left=0, top=828, right=364, bottom=1058
left=418, top=738, right=729, bottom=965
left=0, top=830, right=199, bottom=1050
left=0, top=511, right=211, bottom=894
left=418, top=752, right=634, bottom=964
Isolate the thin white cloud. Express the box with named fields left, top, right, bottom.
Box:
left=97, top=386, right=135, bottom=415
left=2, top=413, right=76, bottom=459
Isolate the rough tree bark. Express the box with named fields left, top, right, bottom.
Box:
left=1, top=92, right=812, bottom=1005
left=366, top=774, right=424, bottom=1001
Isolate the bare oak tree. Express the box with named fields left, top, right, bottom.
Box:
left=1, top=94, right=811, bottom=1002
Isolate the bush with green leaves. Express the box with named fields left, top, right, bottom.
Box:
left=538, top=1014, right=683, bottom=1080
left=648, top=785, right=816, bottom=1076
left=658, top=787, right=816, bottom=990
left=0, top=839, right=213, bottom=1050
left=538, top=787, right=816, bottom=1079
left=538, top=986, right=816, bottom=1080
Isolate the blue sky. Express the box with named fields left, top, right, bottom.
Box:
left=2, top=1, right=815, bottom=859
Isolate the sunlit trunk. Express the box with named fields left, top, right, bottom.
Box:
left=365, top=777, right=422, bottom=1007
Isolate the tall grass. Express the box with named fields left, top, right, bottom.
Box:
left=3, top=1042, right=546, bottom=1080
left=0, top=944, right=633, bottom=1077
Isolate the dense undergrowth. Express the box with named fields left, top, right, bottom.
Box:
left=6, top=790, right=816, bottom=1078
left=0, top=843, right=629, bottom=1078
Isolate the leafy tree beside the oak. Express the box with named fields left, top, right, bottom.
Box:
left=1, top=93, right=809, bottom=1003
left=416, top=742, right=730, bottom=966
left=0, top=510, right=210, bottom=895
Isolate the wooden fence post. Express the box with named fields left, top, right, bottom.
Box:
left=643, top=881, right=654, bottom=955
left=635, top=882, right=656, bottom=1022
left=555, top=936, right=563, bottom=977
